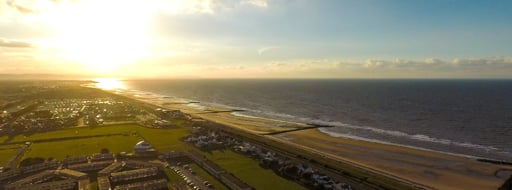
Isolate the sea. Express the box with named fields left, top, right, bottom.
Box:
left=120, top=79, right=512, bottom=161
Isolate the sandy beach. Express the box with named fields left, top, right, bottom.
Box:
left=120, top=90, right=512, bottom=190
left=276, top=129, right=511, bottom=190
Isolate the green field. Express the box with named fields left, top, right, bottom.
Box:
left=164, top=168, right=183, bottom=182
left=0, top=136, right=8, bottom=143
left=12, top=124, right=191, bottom=160
left=7, top=125, right=135, bottom=143
left=23, top=136, right=140, bottom=160
left=0, top=144, right=20, bottom=166
left=6, top=124, right=191, bottom=152
left=134, top=126, right=191, bottom=152
left=190, top=163, right=229, bottom=190
left=203, top=150, right=305, bottom=190
left=3, top=124, right=306, bottom=190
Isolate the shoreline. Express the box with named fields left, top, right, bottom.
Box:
left=109, top=85, right=507, bottom=162
left=92, top=84, right=512, bottom=190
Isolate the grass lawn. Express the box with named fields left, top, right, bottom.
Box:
left=12, top=124, right=192, bottom=160
left=135, top=127, right=191, bottom=152
left=89, top=182, right=98, bottom=190
left=202, top=150, right=305, bottom=190
left=23, top=135, right=140, bottom=160
left=0, top=136, right=8, bottom=143
left=0, top=144, right=20, bottom=166
left=6, top=123, right=306, bottom=190
left=164, top=168, right=183, bottom=183
left=11, top=124, right=187, bottom=146
left=189, top=163, right=229, bottom=190
left=8, top=125, right=134, bottom=143
left=6, top=124, right=191, bottom=150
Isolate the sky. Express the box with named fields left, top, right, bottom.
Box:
left=1, top=0, right=512, bottom=79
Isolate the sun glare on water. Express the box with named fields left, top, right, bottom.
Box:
left=94, top=78, right=125, bottom=90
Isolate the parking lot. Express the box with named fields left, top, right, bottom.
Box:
left=170, top=164, right=214, bottom=190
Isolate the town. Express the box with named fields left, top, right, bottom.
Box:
left=184, top=127, right=353, bottom=190
left=0, top=81, right=363, bottom=190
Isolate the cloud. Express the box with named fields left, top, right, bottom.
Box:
left=267, top=61, right=287, bottom=67
left=345, top=57, right=512, bottom=78
left=159, top=0, right=269, bottom=15
left=203, top=65, right=246, bottom=71
left=241, top=0, right=268, bottom=8
left=5, top=0, right=37, bottom=14
left=0, top=38, right=33, bottom=48
left=252, top=57, right=512, bottom=78
left=186, top=0, right=216, bottom=14
left=363, top=59, right=386, bottom=68
left=451, top=57, right=512, bottom=66
left=449, top=57, right=512, bottom=72
left=257, top=46, right=280, bottom=55
left=359, top=57, right=512, bottom=72
left=264, top=59, right=338, bottom=72
left=153, top=0, right=218, bottom=15
left=424, top=58, right=443, bottom=65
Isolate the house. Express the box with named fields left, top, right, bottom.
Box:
left=97, top=176, right=111, bottom=190
left=91, top=153, right=115, bottom=162
left=57, top=169, right=88, bottom=180
left=67, top=161, right=113, bottom=172
left=110, top=167, right=158, bottom=183
left=113, top=179, right=167, bottom=190
left=98, top=162, right=125, bottom=177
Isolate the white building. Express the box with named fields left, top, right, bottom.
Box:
left=134, top=141, right=152, bottom=153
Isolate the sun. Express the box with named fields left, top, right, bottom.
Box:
left=40, top=0, right=154, bottom=73
left=93, top=78, right=125, bottom=90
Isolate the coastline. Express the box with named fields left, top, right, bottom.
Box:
left=101, top=86, right=512, bottom=190
left=276, top=129, right=511, bottom=190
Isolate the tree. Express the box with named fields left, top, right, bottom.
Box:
left=101, top=148, right=110, bottom=154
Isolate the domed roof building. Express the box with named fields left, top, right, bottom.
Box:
left=134, top=140, right=152, bottom=153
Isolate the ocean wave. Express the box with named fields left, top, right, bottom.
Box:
left=317, top=122, right=499, bottom=152
left=123, top=89, right=196, bottom=104
left=317, top=127, right=392, bottom=144
left=242, top=110, right=501, bottom=153
left=231, top=112, right=258, bottom=118
left=230, top=111, right=306, bottom=126
left=118, top=83, right=508, bottom=160
left=186, top=103, right=207, bottom=111
left=202, top=102, right=246, bottom=111
left=411, top=134, right=451, bottom=145
left=316, top=127, right=492, bottom=159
